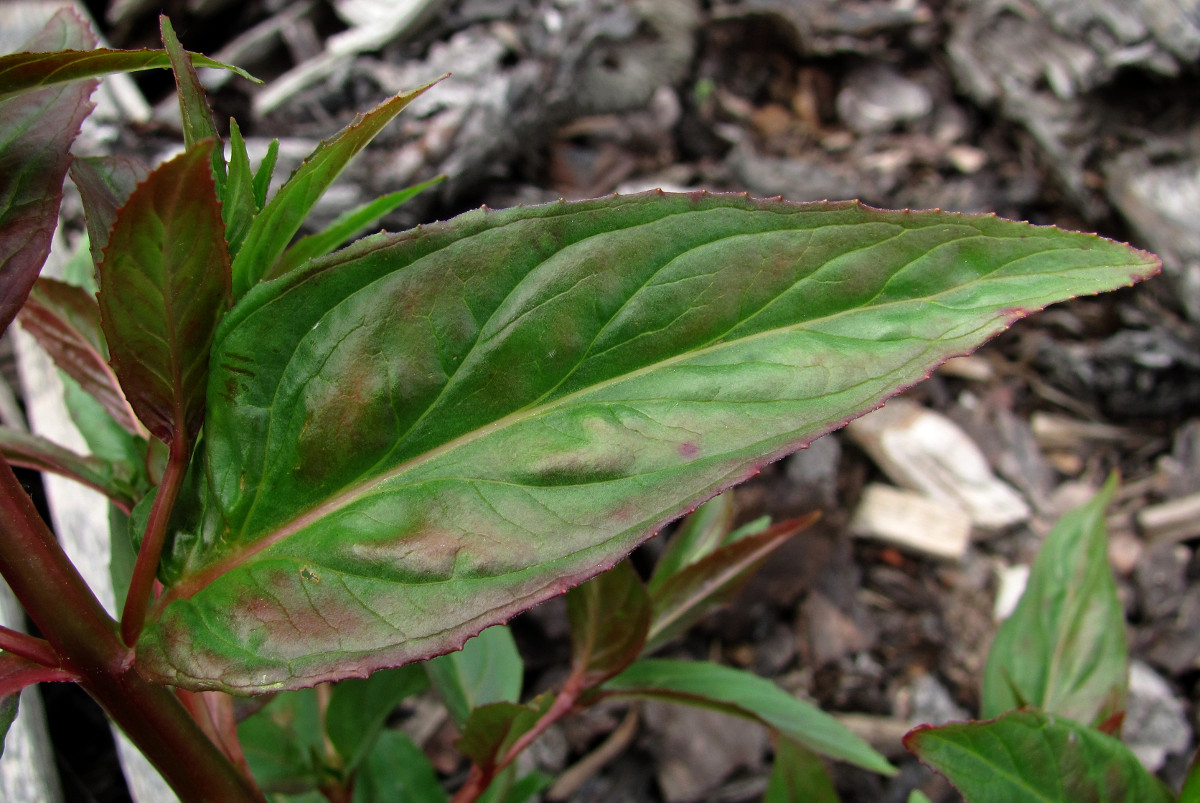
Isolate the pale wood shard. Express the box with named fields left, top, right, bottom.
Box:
left=1137, top=492, right=1200, bottom=544
left=849, top=483, right=972, bottom=560
left=847, top=398, right=1030, bottom=530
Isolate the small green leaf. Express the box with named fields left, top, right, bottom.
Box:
left=97, top=140, right=232, bottom=443
left=908, top=792, right=933, bottom=803
left=159, top=16, right=225, bottom=198
left=351, top=729, right=447, bottom=803
left=252, top=139, right=280, bottom=210
left=18, top=277, right=141, bottom=436
left=605, top=659, right=895, bottom=774
left=765, top=737, right=840, bottom=803
left=230, top=80, right=440, bottom=297
left=70, top=155, right=152, bottom=269
left=982, top=474, right=1127, bottom=726
left=645, top=514, right=816, bottom=652
left=325, top=664, right=428, bottom=774
left=0, top=9, right=97, bottom=334
left=275, top=176, right=445, bottom=276
left=476, top=768, right=552, bottom=803
left=0, top=48, right=259, bottom=103
left=904, top=710, right=1173, bottom=803
left=237, top=688, right=324, bottom=795
left=222, top=119, right=258, bottom=258
left=647, top=492, right=736, bottom=593
left=456, top=694, right=553, bottom=768
left=567, top=560, right=650, bottom=687
left=0, top=426, right=137, bottom=510
left=426, top=626, right=522, bottom=729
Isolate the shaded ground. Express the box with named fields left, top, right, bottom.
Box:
left=12, top=0, right=1200, bottom=800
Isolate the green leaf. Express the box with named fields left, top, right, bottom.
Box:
left=325, top=664, right=428, bottom=774
left=456, top=694, right=553, bottom=768
left=237, top=688, right=324, bottom=795
left=229, top=81, right=440, bottom=297
left=159, top=16, right=225, bottom=199
left=70, top=155, right=152, bottom=269
left=904, top=710, right=1173, bottom=803
left=982, top=474, right=1127, bottom=726
left=0, top=426, right=137, bottom=510
left=605, top=658, right=895, bottom=774
left=0, top=47, right=258, bottom=103
left=351, top=729, right=447, bottom=803
left=765, top=737, right=840, bottom=803
left=275, top=176, right=445, bottom=276
left=97, top=140, right=231, bottom=443
left=18, top=277, right=142, bottom=435
left=908, top=792, right=933, bottom=803
left=647, top=492, right=736, bottom=593
left=223, top=119, right=258, bottom=258
left=476, top=768, right=552, bottom=803
left=0, top=9, right=96, bottom=335
left=1181, top=747, right=1200, bottom=803
left=137, top=193, right=1159, bottom=693
left=252, top=139, right=280, bottom=210
left=645, top=514, right=815, bottom=652
left=0, top=692, right=15, bottom=759
left=426, top=626, right=522, bottom=729
left=567, top=559, right=650, bottom=687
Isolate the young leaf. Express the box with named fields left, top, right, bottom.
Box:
left=647, top=491, right=736, bottom=593
left=0, top=48, right=258, bottom=103
left=237, top=688, right=324, bottom=794
left=325, top=664, right=428, bottom=774
left=567, top=560, right=651, bottom=687
left=97, top=140, right=231, bottom=444
left=351, top=729, right=447, bottom=803
left=159, top=16, right=226, bottom=199
left=904, top=710, right=1173, bottom=803
left=229, top=80, right=440, bottom=296
left=981, top=474, right=1127, bottom=726
left=18, top=277, right=142, bottom=436
left=603, top=658, right=895, bottom=774
left=222, top=119, right=258, bottom=258
left=275, top=176, right=446, bottom=275
left=0, top=426, right=137, bottom=511
left=70, top=155, right=152, bottom=268
left=645, top=514, right=817, bottom=652
left=456, top=694, right=554, bottom=769
left=765, top=737, right=840, bottom=803
left=426, top=625, right=522, bottom=729
left=252, top=138, right=280, bottom=210
left=136, top=193, right=1159, bottom=693
left=0, top=9, right=97, bottom=335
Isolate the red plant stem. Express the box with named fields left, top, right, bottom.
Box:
left=121, top=431, right=188, bottom=646
left=0, top=456, right=262, bottom=801
left=0, top=625, right=60, bottom=667
left=450, top=673, right=588, bottom=803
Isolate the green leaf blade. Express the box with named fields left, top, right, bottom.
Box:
left=97, top=141, right=231, bottom=443
left=981, top=474, right=1127, bottom=726
left=0, top=9, right=97, bottom=335
left=904, top=710, right=1173, bottom=803
left=159, top=16, right=225, bottom=197
left=426, top=625, right=522, bottom=730
left=138, top=193, right=1159, bottom=692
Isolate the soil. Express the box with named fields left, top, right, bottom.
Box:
left=9, top=1, right=1200, bottom=801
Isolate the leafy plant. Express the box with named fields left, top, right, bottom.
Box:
left=0, top=9, right=1165, bottom=802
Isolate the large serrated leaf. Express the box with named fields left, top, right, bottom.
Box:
left=137, top=193, right=1158, bottom=692
left=981, top=474, right=1127, bottom=726
left=0, top=9, right=96, bottom=335
left=905, top=710, right=1173, bottom=803
left=97, top=141, right=232, bottom=444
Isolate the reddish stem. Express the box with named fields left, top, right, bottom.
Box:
left=0, top=625, right=60, bottom=667
left=0, top=456, right=262, bottom=801
left=0, top=664, right=78, bottom=697
left=121, top=431, right=188, bottom=646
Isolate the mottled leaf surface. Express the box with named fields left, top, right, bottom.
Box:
left=0, top=47, right=256, bottom=103
left=982, top=475, right=1127, bottom=726
left=905, top=710, right=1172, bottom=803
left=97, top=141, right=231, bottom=443
left=137, top=193, right=1158, bottom=692
left=18, top=277, right=141, bottom=435
left=567, top=560, right=650, bottom=686
left=0, top=9, right=96, bottom=334
left=605, top=658, right=893, bottom=773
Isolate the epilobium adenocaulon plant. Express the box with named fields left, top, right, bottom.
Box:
left=0, top=10, right=1161, bottom=802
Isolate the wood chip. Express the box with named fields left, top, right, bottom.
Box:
left=847, top=398, right=1030, bottom=530
left=850, top=483, right=972, bottom=560
left=1137, top=492, right=1200, bottom=544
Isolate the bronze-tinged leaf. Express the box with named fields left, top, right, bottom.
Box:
left=97, top=141, right=231, bottom=443
left=567, top=560, right=650, bottom=687
left=0, top=8, right=97, bottom=335
left=18, top=277, right=142, bottom=436
left=70, top=155, right=151, bottom=269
